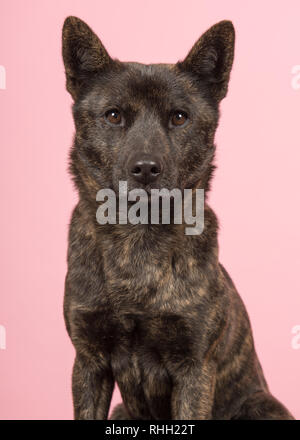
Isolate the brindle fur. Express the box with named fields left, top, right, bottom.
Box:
left=62, top=16, right=294, bottom=420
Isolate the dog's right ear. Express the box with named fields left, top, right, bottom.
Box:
left=177, top=21, right=235, bottom=102
left=62, top=16, right=114, bottom=99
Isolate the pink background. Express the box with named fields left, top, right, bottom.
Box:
left=0, top=0, right=299, bottom=420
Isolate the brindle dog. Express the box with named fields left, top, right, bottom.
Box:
left=62, top=16, right=294, bottom=420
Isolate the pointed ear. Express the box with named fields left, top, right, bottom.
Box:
left=177, top=21, right=235, bottom=102
left=62, top=16, right=114, bottom=99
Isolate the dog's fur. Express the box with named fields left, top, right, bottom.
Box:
left=62, top=16, right=294, bottom=420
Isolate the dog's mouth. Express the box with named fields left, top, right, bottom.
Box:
left=114, top=180, right=204, bottom=201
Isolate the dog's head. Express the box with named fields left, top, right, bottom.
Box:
left=62, top=17, right=234, bottom=199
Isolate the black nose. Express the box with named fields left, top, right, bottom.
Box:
left=129, top=156, right=162, bottom=184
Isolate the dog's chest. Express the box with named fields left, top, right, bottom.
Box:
left=79, top=232, right=207, bottom=418
left=101, top=232, right=204, bottom=306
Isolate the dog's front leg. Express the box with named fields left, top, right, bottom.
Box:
left=72, top=354, right=114, bottom=420
left=171, top=362, right=216, bottom=420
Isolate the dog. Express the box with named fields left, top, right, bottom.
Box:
left=62, top=16, right=294, bottom=420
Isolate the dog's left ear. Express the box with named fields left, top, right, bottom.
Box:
left=62, top=16, right=116, bottom=99
left=177, top=21, right=235, bottom=102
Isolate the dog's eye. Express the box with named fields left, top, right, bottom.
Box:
left=105, top=109, right=122, bottom=125
left=170, top=110, right=188, bottom=127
